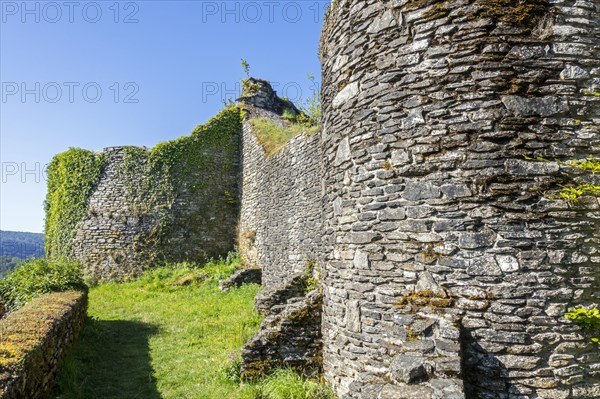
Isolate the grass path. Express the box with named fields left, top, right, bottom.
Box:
left=52, top=263, right=263, bottom=399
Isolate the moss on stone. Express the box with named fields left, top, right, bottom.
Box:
left=403, top=0, right=548, bottom=26
left=396, top=290, right=454, bottom=308
left=241, top=359, right=279, bottom=381
left=406, top=326, right=420, bottom=341
left=480, top=0, right=549, bottom=25
left=420, top=244, right=441, bottom=262
left=0, top=291, right=86, bottom=374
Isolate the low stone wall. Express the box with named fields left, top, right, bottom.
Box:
left=241, top=289, right=323, bottom=380
left=254, top=273, right=310, bottom=315
left=0, top=291, right=87, bottom=399
left=219, top=268, right=262, bottom=292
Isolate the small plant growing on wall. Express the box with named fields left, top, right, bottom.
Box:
left=224, top=191, right=237, bottom=205
left=553, top=154, right=600, bottom=348
left=299, top=73, right=321, bottom=127
left=553, top=155, right=600, bottom=202
left=565, top=307, right=600, bottom=346
left=240, top=59, right=261, bottom=97
left=241, top=58, right=250, bottom=77
left=304, top=260, right=319, bottom=293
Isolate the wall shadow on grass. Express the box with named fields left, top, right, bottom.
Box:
left=52, top=317, right=161, bottom=399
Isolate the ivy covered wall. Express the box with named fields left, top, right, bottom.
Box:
left=45, top=149, right=107, bottom=259
left=45, top=107, right=243, bottom=281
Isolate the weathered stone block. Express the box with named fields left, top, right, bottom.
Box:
left=390, top=355, right=430, bottom=384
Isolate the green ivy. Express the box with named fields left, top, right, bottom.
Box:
left=117, top=106, right=243, bottom=261
left=120, top=105, right=241, bottom=202
left=122, top=106, right=241, bottom=191
left=45, top=148, right=107, bottom=259
left=563, top=155, right=600, bottom=174
left=565, top=307, right=600, bottom=345
left=44, top=106, right=242, bottom=267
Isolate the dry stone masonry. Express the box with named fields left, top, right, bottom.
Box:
left=219, top=268, right=262, bottom=292
left=241, top=290, right=323, bottom=380
left=236, top=83, right=326, bottom=380
left=72, top=120, right=241, bottom=282
left=50, top=1, right=600, bottom=397
left=73, top=147, right=161, bottom=281
left=0, top=291, right=87, bottom=399
left=320, top=0, right=600, bottom=398
left=237, top=90, right=323, bottom=292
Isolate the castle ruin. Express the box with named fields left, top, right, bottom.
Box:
left=48, top=1, right=600, bottom=397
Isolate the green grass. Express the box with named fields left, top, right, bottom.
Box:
left=249, top=118, right=319, bottom=157
left=254, top=369, right=336, bottom=399
left=52, top=257, right=263, bottom=399
left=52, top=256, right=336, bottom=399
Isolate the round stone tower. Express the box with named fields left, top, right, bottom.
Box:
left=320, top=0, right=600, bottom=398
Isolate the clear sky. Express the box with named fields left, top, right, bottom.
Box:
left=0, top=0, right=329, bottom=233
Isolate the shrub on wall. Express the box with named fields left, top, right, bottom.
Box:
left=0, top=258, right=85, bottom=312
left=45, top=148, right=107, bottom=259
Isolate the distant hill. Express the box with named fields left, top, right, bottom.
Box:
left=1, top=230, right=44, bottom=258
left=0, top=231, right=44, bottom=275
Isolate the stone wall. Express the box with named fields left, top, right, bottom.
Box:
left=72, top=109, right=242, bottom=281
left=241, top=289, right=323, bottom=380
left=45, top=3, right=600, bottom=395
left=238, top=106, right=323, bottom=291
left=319, top=0, right=600, bottom=398
left=0, top=291, right=87, bottom=399
left=73, top=147, right=160, bottom=281
left=236, top=87, right=326, bottom=384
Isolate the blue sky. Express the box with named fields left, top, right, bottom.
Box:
left=0, top=0, right=328, bottom=233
